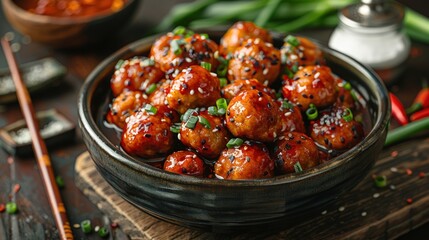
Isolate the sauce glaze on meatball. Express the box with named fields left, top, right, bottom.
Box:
left=281, top=36, right=324, bottom=71
left=272, top=132, right=320, bottom=174
left=164, top=150, right=205, bottom=177
left=226, top=89, right=281, bottom=142
left=180, top=109, right=229, bottom=159
left=110, top=57, right=164, bottom=97
left=167, top=65, right=221, bottom=114
left=227, top=38, right=281, bottom=86
left=220, top=21, right=272, bottom=56
left=282, top=65, right=338, bottom=111
left=106, top=91, right=149, bottom=129
left=214, top=141, right=274, bottom=180
left=221, top=78, right=276, bottom=101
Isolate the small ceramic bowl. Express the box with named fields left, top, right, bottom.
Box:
left=78, top=30, right=390, bottom=232
left=2, top=0, right=139, bottom=48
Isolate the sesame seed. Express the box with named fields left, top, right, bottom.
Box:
left=390, top=185, right=396, bottom=190
left=338, top=206, right=345, bottom=212
left=314, top=72, right=320, bottom=79
left=254, top=38, right=260, bottom=44
left=361, top=212, right=367, bottom=217
left=263, top=68, right=269, bottom=75
left=190, top=90, right=195, bottom=95
left=73, top=224, right=80, bottom=229
left=390, top=167, right=398, bottom=173
left=321, top=210, right=327, bottom=215
left=285, top=112, right=292, bottom=116
left=178, top=133, right=181, bottom=140
left=210, top=72, right=217, bottom=77
left=198, top=87, right=204, bottom=94
left=373, top=193, right=380, bottom=198
left=263, top=80, right=269, bottom=86
left=185, top=57, right=192, bottom=62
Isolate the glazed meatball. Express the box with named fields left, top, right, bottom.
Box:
left=335, top=79, right=359, bottom=111
left=281, top=36, right=324, bottom=70
left=180, top=110, right=229, bottom=159
left=282, top=65, right=338, bottom=111
left=164, top=151, right=205, bottom=177
left=309, top=106, right=364, bottom=152
left=278, top=99, right=306, bottom=133
left=221, top=79, right=276, bottom=101
left=110, top=57, right=164, bottom=97
left=121, top=105, right=175, bottom=158
left=220, top=21, right=272, bottom=56
left=272, top=132, right=320, bottom=174
left=106, top=91, right=149, bottom=129
left=214, top=141, right=274, bottom=180
left=150, top=33, right=219, bottom=80
left=226, top=89, right=281, bottom=142
left=227, top=38, right=281, bottom=86
left=149, top=80, right=171, bottom=106
left=166, top=65, right=221, bottom=114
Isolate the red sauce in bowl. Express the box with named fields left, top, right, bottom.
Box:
left=14, top=0, right=127, bottom=17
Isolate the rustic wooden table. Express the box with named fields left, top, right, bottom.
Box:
left=0, top=1, right=428, bottom=239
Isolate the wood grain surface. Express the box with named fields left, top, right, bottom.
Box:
left=75, top=137, right=429, bottom=240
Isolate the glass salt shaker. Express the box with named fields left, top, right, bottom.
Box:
left=329, top=0, right=410, bottom=84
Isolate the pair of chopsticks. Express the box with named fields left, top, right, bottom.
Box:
left=1, top=39, right=73, bottom=239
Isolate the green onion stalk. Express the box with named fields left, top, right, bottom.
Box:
left=154, top=0, right=429, bottom=45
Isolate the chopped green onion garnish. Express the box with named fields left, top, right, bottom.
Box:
left=374, top=175, right=387, bottom=188
left=216, top=56, right=229, bottom=77
left=217, top=108, right=226, bottom=115
left=208, top=106, right=218, bottom=116
left=144, top=104, right=158, bottom=115
left=141, top=58, right=155, bottom=67
left=98, top=226, right=109, bottom=238
left=306, top=104, right=318, bottom=120
left=226, top=138, right=244, bottom=148
left=115, top=59, right=124, bottom=70
left=56, top=176, right=65, bottom=189
left=342, top=108, right=353, bottom=122
left=200, top=33, right=209, bottom=39
left=275, top=91, right=282, bottom=99
left=170, top=123, right=181, bottom=133
left=185, top=116, right=198, bottom=129
left=145, top=83, right=157, bottom=94
left=181, top=109, right=196, bottom=122
left=172, top=26, right=186, bottom=35
left=282, top=100, right=293, bottom=109
left=216, top=98, right=228, bottom=112
left=343, top=81, right=352, bottom=91
left=281, top=52, right=288, bottom=65
left=291, top=63, right=299, bottom=73
left=200, top=62, right=212, bottom=71
left=170, top=39, right=182, bottom=55
left=284, top=68, right=294, bottom=79
left=294, top=162, right=303, bottom=173
left=284, top=35, right=300, bottom=47
left=81, top=220, right=92, bottom=233
left=350, top=89, right=358, bottom=101
left=6, top=202, right=18, bottom=214
left=219, top=78, right=227, bottom=87
left=185, top=30, right=195, bottom=38
left=198, top=116, right=211, bottom=129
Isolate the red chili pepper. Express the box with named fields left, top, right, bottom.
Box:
left=410, top=108, right=429, bottom=121
left=406, top=80, right=429, bottom=114
left=390, top=92, right=409, bottom=126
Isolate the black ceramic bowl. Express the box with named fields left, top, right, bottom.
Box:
left=78, top=31, right=390, bottom=232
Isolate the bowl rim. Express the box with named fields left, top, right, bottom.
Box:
left=3, top=0, right=136, bottom=24
left=78, top=30, right=391, bottom=187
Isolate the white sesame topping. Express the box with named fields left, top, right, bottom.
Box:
left=390, top=167, right=398, bottom=172
left=265, top=42, right=273, bottom=47
left=193, top=154, right=197, bottom=158
left=210, top=72, right=217, bottom=77
left=285, top=112, right=292, bottom=117
left=212, top=128, right=219, bottom=132
left=190, top=90, right=195, bottom=95
left=258, top=97, right=263, bottom=101
left=185, top=57, right=192, bottom=63
left=198, top=87, right=204, bottom=94
left=263, top=80, right=269, bottom=86
left=214, top=51, right=219, bottom=59
left=338, top=206, right=345, bottom=212
left=314, top=72, right=320, bottom=79
left=178, top=133, right=181, bottom=140
left=273, top=132, right=277, bottom=138
left=321, top=210, right=327, bottom=215
left=373, top=193, right=380, bottom=198
left=390, top=185, right=396, bottom=190
left=361, top=212, right=367, bottom=217
left=228, top=70, right=233, bottom=75
left=254, top=38, right=260, bottom=44
left=263, top=68, right=269, bottom=75
left=279, top=136, right=285, bottom=140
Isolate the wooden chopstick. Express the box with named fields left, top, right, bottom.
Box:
left=1, top=38, right=74, bottom=240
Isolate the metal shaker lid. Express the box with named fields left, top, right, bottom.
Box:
left=339, top=0, right=405, bottom=31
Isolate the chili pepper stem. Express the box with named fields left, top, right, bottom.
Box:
left=406, top=103, right=423, bottom=115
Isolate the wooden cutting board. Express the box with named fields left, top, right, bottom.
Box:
left=74, top=137, right=429, bottom=240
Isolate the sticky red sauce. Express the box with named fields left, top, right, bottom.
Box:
left=14, top=0, right=127, bottom=17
